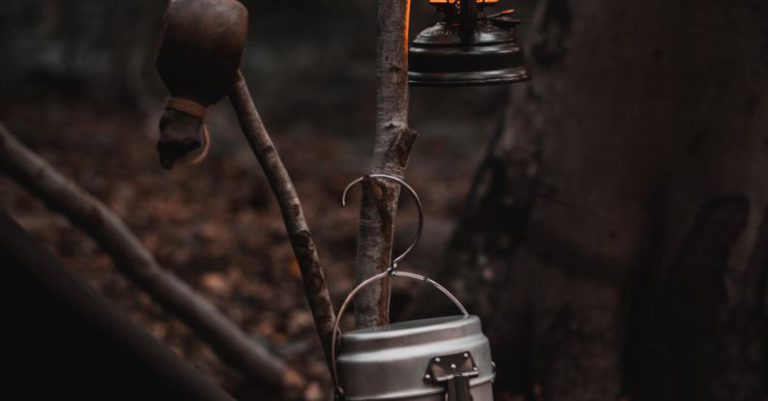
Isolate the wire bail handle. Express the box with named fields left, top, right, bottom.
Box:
left=332, top=174, right=470, bottom=398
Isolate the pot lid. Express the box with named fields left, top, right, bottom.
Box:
left=341, top=315, right=481, bottom=353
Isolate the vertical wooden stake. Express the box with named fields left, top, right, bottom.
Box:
left=354, top=0, right=417, bottom=328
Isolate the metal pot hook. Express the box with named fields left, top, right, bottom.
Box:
left=332, top=174, right=469, bottom=399
left=341, top=174, right=424, bottom=266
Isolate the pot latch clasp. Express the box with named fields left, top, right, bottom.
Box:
left=424, top=352, right=479, bottom=401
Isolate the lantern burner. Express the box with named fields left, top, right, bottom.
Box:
left=409, top=1, right=530, bottom=87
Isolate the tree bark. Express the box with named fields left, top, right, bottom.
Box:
left=353, top=0, right=417, bottom=329
left=424, top=0, right=768, bottom=400
left=228, top=72, right=337, bottom=369
left=0, top=122, right=303, bottom=390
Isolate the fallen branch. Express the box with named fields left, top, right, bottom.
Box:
left=0, top=210, right=236, bottom=401
left=353, top=0, right=417, bottom=328
left=229, top=71, right=337, bottom=369
left=0, top=122, right=303, bottom=390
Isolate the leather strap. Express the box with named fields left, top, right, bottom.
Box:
left=166, top=97, right=207, bottom=119
left=165, top=97, right=211, bottom=165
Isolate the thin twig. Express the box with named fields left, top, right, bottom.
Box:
left=353, top=0, right=417, bottom=328
left=229, top=71, right=337, bottom=369
left=0, top=122, right=303, bottom=390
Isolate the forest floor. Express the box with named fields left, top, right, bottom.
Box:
left=0, top=98, right=496, bottom=400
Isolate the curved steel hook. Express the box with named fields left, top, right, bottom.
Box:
left=341, top=174, right=423, bottom=265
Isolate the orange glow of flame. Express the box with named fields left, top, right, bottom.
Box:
left=428, top=0, right=500, bottom=3
left=404, top=0, right=411, bottom=55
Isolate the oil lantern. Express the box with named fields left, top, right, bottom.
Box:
left=333, top=175, right=496, bottom=401
left=409, top=0, right=529, bottom=86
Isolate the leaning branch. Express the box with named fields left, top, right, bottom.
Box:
left=0, top=122, right=302, bottom=390
left=353, top=0, right=417, bottom=328
left=229, top=72, right=337, bottom=369
left=0, top=210, right=237, bottom=401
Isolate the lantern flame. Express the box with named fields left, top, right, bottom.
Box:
left=427, top=0, right=500, bottom=3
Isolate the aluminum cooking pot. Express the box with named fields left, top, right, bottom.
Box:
left=331, top=270, right=495, bottom=401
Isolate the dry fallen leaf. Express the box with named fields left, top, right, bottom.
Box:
left=288, top=257, right=302, bottom=280
left=200, top=272, right=231, bottom=296
left=303, top=382, right=323, bottom=401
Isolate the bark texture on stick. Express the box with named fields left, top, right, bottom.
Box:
left=229, top=72, right=337, bottom=367
left=354, top=0, right=417, bottom=329
left=0, top=122, right=301, bottom=390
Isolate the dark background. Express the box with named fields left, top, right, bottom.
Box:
left=1, top=1, right=766, bottom=401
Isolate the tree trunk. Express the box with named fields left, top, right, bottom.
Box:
left=427, top=0, right=768, bottom=400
